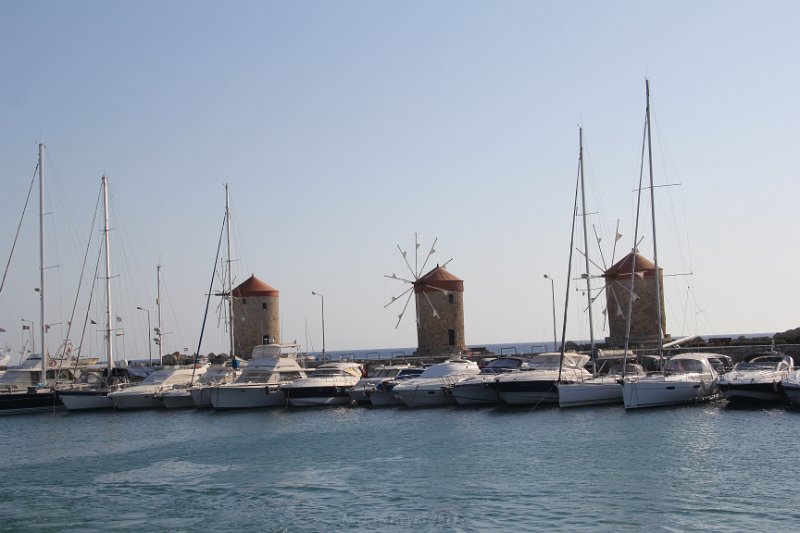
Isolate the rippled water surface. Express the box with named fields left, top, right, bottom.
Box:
left=1, top=403, right=798, bottom=532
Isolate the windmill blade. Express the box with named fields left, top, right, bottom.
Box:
left=384, top=273, right=415, bottom=284
left=576, top=247, right=606, bottom=273
left=422, top=291, right=439, bottom=319
left=609, top=219, right=621, bottom=268
left=419, top=283, right=448, bottom=294
left=591, top=284, right=607, bottom=304
left=394, top=291, right=414, bottom=329
left=440, top=257, right=453, bottom=269
left=384, top=286, right=413, bottom=309
left=397, top=244, right=418, bottom=279
left=418, top=237, right=438, bottom=277
left=592, top=224, right=609, bottom=271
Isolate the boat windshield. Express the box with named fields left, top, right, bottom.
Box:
left=396, top=368, right=424, bottom=379
left=665, top=359, right=705, bottom=374
left=310, top=369, right=350, bottom=378
left=482, top=358, right=522, bottom=374
left=735, top=356, right=786, bottom=371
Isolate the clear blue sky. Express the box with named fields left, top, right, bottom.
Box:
left=1, top=0, right=798, bottom=359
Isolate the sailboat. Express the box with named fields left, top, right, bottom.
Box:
left=621, top=80, right=724, bottom=410
left=558, top=128, right=647, bottom=408
left=58, top=175, right=119, bottom=410
left=0, top=144, right=62, bottom=413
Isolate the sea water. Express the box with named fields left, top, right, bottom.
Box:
left=0, top=403, right=798, bottom=532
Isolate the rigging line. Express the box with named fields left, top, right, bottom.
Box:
left=0, top=162, right=38, bottom=298
left=622, top=103, right=650, bottom=376
left=557, top=157, right=582, bottom=383
left=60, top=181, right=103, bottom=360
left=73, top=228, right=105, bottom=368
left=192, top=212, right=227, bottom=380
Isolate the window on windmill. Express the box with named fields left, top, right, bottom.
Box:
left=448, top=293, right=454, bottom=304
left=448, top=329, right=455, bottom=346
left=262, top=302, right=267, bottom=310
left=242, top=298, right=247, bottom=305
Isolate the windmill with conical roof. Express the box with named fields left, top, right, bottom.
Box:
left=385, top=234, right=466, bottom=357
left=224, top=274, right=281, bottom=358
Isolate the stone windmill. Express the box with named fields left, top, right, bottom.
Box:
left=385, top=234, right=465, bottom=357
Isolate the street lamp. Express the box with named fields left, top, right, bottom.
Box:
left=136, top=306, right=153, bottom=366
left=543, top=274, right=558, bottom=351
left=311, top=291, right=326, bottom=361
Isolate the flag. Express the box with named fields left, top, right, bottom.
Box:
left=0, top=327, right=5, bottom=332
left=116, top=316, right=122, bottom=323
left=22, top=325, right=30, bottom=330
left=90, top=319, right=97, bottom=325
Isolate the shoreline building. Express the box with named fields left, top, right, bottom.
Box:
left=603, top=252, right=670, bottom=348
left=227, top=274, right=280, bottom=358
left=414, top=265, right=466, bottom=357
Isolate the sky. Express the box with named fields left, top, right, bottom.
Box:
left=1, top=0, right=798, bottom=360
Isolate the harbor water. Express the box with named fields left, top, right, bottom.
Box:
left=1, top=403, right=798, bottom=532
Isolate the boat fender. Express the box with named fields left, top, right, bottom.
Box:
left=49, top=360, right=57, bottom=368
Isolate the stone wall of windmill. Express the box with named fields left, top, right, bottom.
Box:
left=224, top=274, right=281, bottom=359
left=414, top=265, right=466, bottom=356
left=603, top=252, right=670, bottom=347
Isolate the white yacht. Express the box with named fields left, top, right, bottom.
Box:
left=365, top=367, right=426, bottom=406
left=719, top=353, right=793, bottom=403
left=781, top=367, right=800, bottom=405
left=281, top=362, right=363, bottom=407
left=557, top=355, right=651, bottom=408
left=392, top=359, right=480, bottom=407
left=210, top=344, right=307, bottom=409
left=158, top=365, right=236, bottom=409
left=491, top=352, right=591, bottom=405
left=350, top=364, right=423, bottom=405
left=451, top=357, right=529, bottom=406
left=622, top=353, right=723, bottom=409
left=108, top=365, right=208, bottom=410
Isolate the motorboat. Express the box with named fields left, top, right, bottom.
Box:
left=557, top=355, right=652, bottom=408
left=719, top=353, right=794, bottom=403
left=158, top=365, right=235, bottom=409
left=57, top=366, right=131, bottom=411
left=108, top=365, right=208, bottom=410
left=451, top=357, right=529, bottom=406
left=622, top=353, right=724, bottom=409
left=781, top=368, right=800, bottom=405
left=210, top=344, right=308, bottom=409
left=365, top=367, right=426, bottom=407
left=350, top=364, right=423, bottom=405
left=491, top=352, right=591, bottom=405
left=392, top=359, right=480, bottom=407
left=281, top=362, right=363, bottom=407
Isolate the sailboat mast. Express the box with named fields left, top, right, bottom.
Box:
left=225, top=184, right=235, bottom=357
left=38, top=143, right=46, bottom=385
left=645, top=79, right=665, bottom=361
left=102, top=175, right=114, bottom=373
left=578, top=128, right=596, bottom=362
left=156, top=264, right=163, bottom=364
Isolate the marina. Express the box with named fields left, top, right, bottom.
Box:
left=1, top=400, right=799, bottom=532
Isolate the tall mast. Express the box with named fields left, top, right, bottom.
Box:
left=225, top=184, right=235, bottom=358
left=645, top=79, right=665, bottom=362
left=579, top=127, right=596, bottom=364
left=102, top=175, right=114, bottom=373
left=38, top=143, right=46, bottom=385
left=156, top=264, right=163, bottom=364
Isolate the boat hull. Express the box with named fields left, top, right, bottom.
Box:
left=558, top=380, right=622, bottom=408
left=393, top=386, right=454, bottom=407
left=58, top=389, right=113, bottom=411
left=160, top=391, right=196, bottom=409
left=284, top=385, right=353, bottom=407
left=0, top=390, right=62, bottom=414
left=110, top=392, right=163, bottom=410
left=451, top=383, right=499, bottom=406
left=493, top=380, right=563, bottom=405
left=720, top=382, right=785, bottom=403
left=623, top=378, right=717, bottom=409
left=190, top=386, right=214, bottom=408
left=366, top=390, right=401, bottom=407
left=211, top=385, right=286, bottom=409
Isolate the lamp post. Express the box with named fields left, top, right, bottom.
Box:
left=543, top=274, right=557, bottom=351
left=311, top=291, right=326, bottom=361
left=136, top=306, right=153, bottom=365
